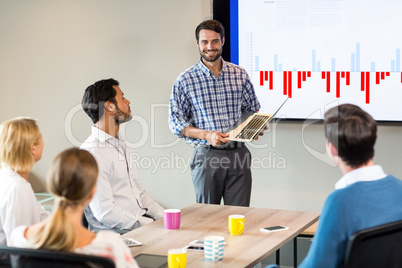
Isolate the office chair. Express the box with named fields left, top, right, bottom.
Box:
left=82, top=214, right=89, bottom=229
left=0, top=246, right=115, bottom=268
left=344, top=220, right=402, bottom=268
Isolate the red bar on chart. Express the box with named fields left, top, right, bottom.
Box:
left=260, top=71, right=264, bottom=86
left=302, top=71, right=307, bottom=81
left=376, top=72, right=380, bottom=84
left=346, top=72, right=350, bottom=85
left=366, top=72, right=370, bottom=104
left=361, top=72, right=365, bottom=91
left=298, top=71, right=302, bottom=88
left=336, top=72, right=340, bottom=98
left=283, top=71, right=287, bottom=95
left=288, top=71, right=292, bottom=98
left=269, top=71, right=273, bottom=90
left=381, top=72, right=385, bottom=80
left=307, top=71, right=311, bottom=77
left=322, top=71, right=325, bottom=79
left=326, top=72, right=330, bottom=92
left=386, top=72, right=390, bottom=76
left=341, top=72, right=345, bottom=78
left=265, top=71, right=269, bottom=81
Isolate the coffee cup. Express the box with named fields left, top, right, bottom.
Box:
left=164, top=209, right=181, bottom=229
left=228, top=214, right=245, bottom=235
left=168, top=248, right=187, bottom=268
left=204, top=236, right=224, bottom=261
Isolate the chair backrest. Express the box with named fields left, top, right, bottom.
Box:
left=344, top=220, right=402, bottom=268
left=0, top=246, right=115, bottom=268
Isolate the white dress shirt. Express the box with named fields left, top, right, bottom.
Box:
left=0, top=164, right=49, bottom=245
left=335, top=165, right=387, bottom=190
left=80, top=126, right=164, bottom=231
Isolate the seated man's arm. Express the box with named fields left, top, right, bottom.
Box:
left=299, top=192, right=348, bottom=268
left=139, top=191, right=164, bottom=220
left=89, top=153, right=145, bottom=230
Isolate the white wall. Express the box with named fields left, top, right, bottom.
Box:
left=1, top=0, right=401, bottom=214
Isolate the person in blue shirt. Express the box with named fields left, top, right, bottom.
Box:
left=268, top=103, right=402, bottom=268
left=168, top=20, right=263, bottom=206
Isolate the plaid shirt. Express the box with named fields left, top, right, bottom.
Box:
left=169, top=59, right=260, bottom=145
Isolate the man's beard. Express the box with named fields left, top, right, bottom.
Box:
left=200, top=48, right=223, bottom=62
left=114, top=106, right=132, bottom=124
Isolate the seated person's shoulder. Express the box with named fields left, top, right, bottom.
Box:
left=80, top=143, right=117, bottom=165
left=77, top=230, right=126, bottom=251
left=8, top=225, right=29, bottom=247
left=2, top=176, right=36, bottom=200
left=388, top=175, right=402, bottom=183
left=80, top=135, right=100, bottom=151
left=94, top=230, right=121, bottom=240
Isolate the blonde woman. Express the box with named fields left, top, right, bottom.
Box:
left=0, top=117, right=49, bottom=246
left=9, top=148, right=139, bottom=268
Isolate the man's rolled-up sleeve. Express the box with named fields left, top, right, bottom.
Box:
left=169, top=78, right=191, bottom=138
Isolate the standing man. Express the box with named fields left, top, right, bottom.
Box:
left=81, top=78, right=164, bottom=232
left=169, top=20, right=262, bottom=206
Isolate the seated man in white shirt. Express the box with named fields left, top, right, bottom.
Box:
left=80, top=78, right=164, bottom=232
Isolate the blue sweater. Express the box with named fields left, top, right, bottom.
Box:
left=298, top=175, right=402, bottom=268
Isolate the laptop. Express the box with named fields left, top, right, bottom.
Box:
left=228, top=98, right=289, bottom=142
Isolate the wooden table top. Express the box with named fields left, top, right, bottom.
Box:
left=122, top=203, right=319, bottom=268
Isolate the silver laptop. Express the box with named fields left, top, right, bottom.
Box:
left=228, top=98, right=289, bottom=142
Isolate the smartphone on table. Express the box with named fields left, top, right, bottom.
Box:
left=260, top=225, right=289, bottom=233
left=185, top=240, right=204, bottom=251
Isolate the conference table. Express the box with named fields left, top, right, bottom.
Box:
left=122, top=203, right=319, bottom=268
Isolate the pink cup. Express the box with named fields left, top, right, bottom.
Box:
left=163, top=209, right=181, bottom=229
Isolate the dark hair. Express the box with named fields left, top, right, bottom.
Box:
left=324, top=104, right=377, bottom=168
left=82, top=79, right=119, bottom=123
left=195, top=20, right=225, bottom=42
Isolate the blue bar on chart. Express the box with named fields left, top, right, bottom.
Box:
left=331, top=58, right=336, bottom=72
left=255, top=56, right=259, bottom=71
left=312, top=50, right=316, bottom=72
left=371, top=62, right=375, bottom=72
left=278, top=64, right=283, bottom=71
left=396, top=49, right=400, bottom=72
left=356, top=43, right=360, bottom=72
left=391, top=60, right=395, bottom=72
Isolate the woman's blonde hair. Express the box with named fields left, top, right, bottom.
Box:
left=31, top=148, right=98, bottom=252
left=0, top=117, right=41, bottom=172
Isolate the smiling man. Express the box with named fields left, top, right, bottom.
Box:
left=81, top=78, right=163, bottom=233
left=169, top=20, right=261, bottom=206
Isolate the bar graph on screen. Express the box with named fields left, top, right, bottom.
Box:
left=258, top=44, right=401, bottom=104
left=236, top=0, right=402, bottom=121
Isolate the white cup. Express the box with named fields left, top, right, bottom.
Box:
left=204, top=236, right=224, bottom=262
